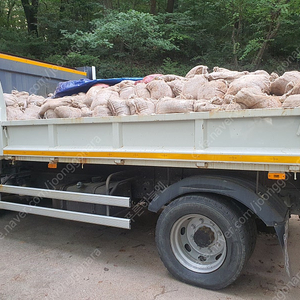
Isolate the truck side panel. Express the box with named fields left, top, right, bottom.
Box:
left=1, top=108, right=300, bottom=173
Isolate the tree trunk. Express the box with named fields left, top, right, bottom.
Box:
left=231, top=27, right=239, bottom=69
left=21, top=0, right=39, bottom=36
left=252, top=20, right=280, bottom=68
left=6, top=1, right=16, bottom=26
left=116, top=0, right=120, bottom=10
left=103, top=0, right=113, bottom=9
left=231, top=18, right=241, bottom=69
left=252, top=9, right=281, bottom=68
left=166, top=0, right=176, bottom=13
left=150, top=0, right=157, bottom=15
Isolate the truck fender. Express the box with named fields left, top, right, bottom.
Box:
left=149, top=175, right=291, bottom=277
left=148, top=175, right=289, bottom=227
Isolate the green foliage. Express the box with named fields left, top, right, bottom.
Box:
left=0, top=28, right=48, bottom=59
left=0, top=0, right=299, bottom=77
left=96, top=58, right=160, bottom=78
left=63, top=10, right=178, bottom=60
left=240, top=38, right=264, bottom=61
left=161, top=57, right=191, bottom=76
left=46, top=52, right=100, bottom=68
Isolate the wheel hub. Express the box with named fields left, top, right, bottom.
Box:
left=170, top=214, right=227, bottom=273
left=193, top=226, right=215, bottom=248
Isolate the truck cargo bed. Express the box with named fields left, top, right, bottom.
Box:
left=1, top=91, right=300, bottom=173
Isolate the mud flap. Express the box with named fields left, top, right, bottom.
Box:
left=274, top=216, right=291, bottom=278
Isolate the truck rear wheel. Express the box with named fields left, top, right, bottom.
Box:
left=155, top=195, right=252, bottom=290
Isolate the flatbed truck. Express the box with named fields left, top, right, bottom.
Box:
left=0, top=82, right=299, bottom=290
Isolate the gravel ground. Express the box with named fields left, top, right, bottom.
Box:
left=0, top=210, right=299, bottom=300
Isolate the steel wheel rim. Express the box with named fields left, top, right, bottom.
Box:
left=170, top=214, right=227, bottom=273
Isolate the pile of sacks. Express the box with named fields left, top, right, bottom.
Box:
left=4, top=66, right=300, bottom=121
left=4, top=91, right=46, bottom=121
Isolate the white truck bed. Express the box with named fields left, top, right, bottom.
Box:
left=1, top=85, right=300, bottom=173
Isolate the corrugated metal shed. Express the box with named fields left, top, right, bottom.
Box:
left=0, top=53, right=90, bottom=96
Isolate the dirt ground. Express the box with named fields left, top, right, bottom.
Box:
left=0, top=210, right=299, bottom=300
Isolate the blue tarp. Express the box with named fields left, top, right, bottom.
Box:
left=53, top=77, right=143, bottom=98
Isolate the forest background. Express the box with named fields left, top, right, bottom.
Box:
left=0, top=0, right=300, bottom=78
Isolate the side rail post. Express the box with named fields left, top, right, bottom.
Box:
left=0, top=82, right=6, bottom=122
left=0, top=82, right=7, bottom=156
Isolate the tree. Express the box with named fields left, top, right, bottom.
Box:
left=63, top=10, right=178, bottom=74
left=150, top=0, right=156, bottom=14
left=166, top=0, right=176, bottom=13
left=0, top=0, right=18, bottom=27
left=251, top=0, right=288, bottom=68
left=239, top=0, right=298, bottom=68
left=225, top=1, right=250, bottom=68
left=21, top=0, right=39, bottom=36
left=1, top=0, right=300, bottom=76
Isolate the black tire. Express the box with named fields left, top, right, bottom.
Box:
left=155, top=194, right=253, bottom=290
left=229, top=200, right=257, bottom=260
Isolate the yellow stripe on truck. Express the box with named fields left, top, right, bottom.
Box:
left=3, top=150, right=300, bottom=165
left=0, top=53, right=87, bottom=76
